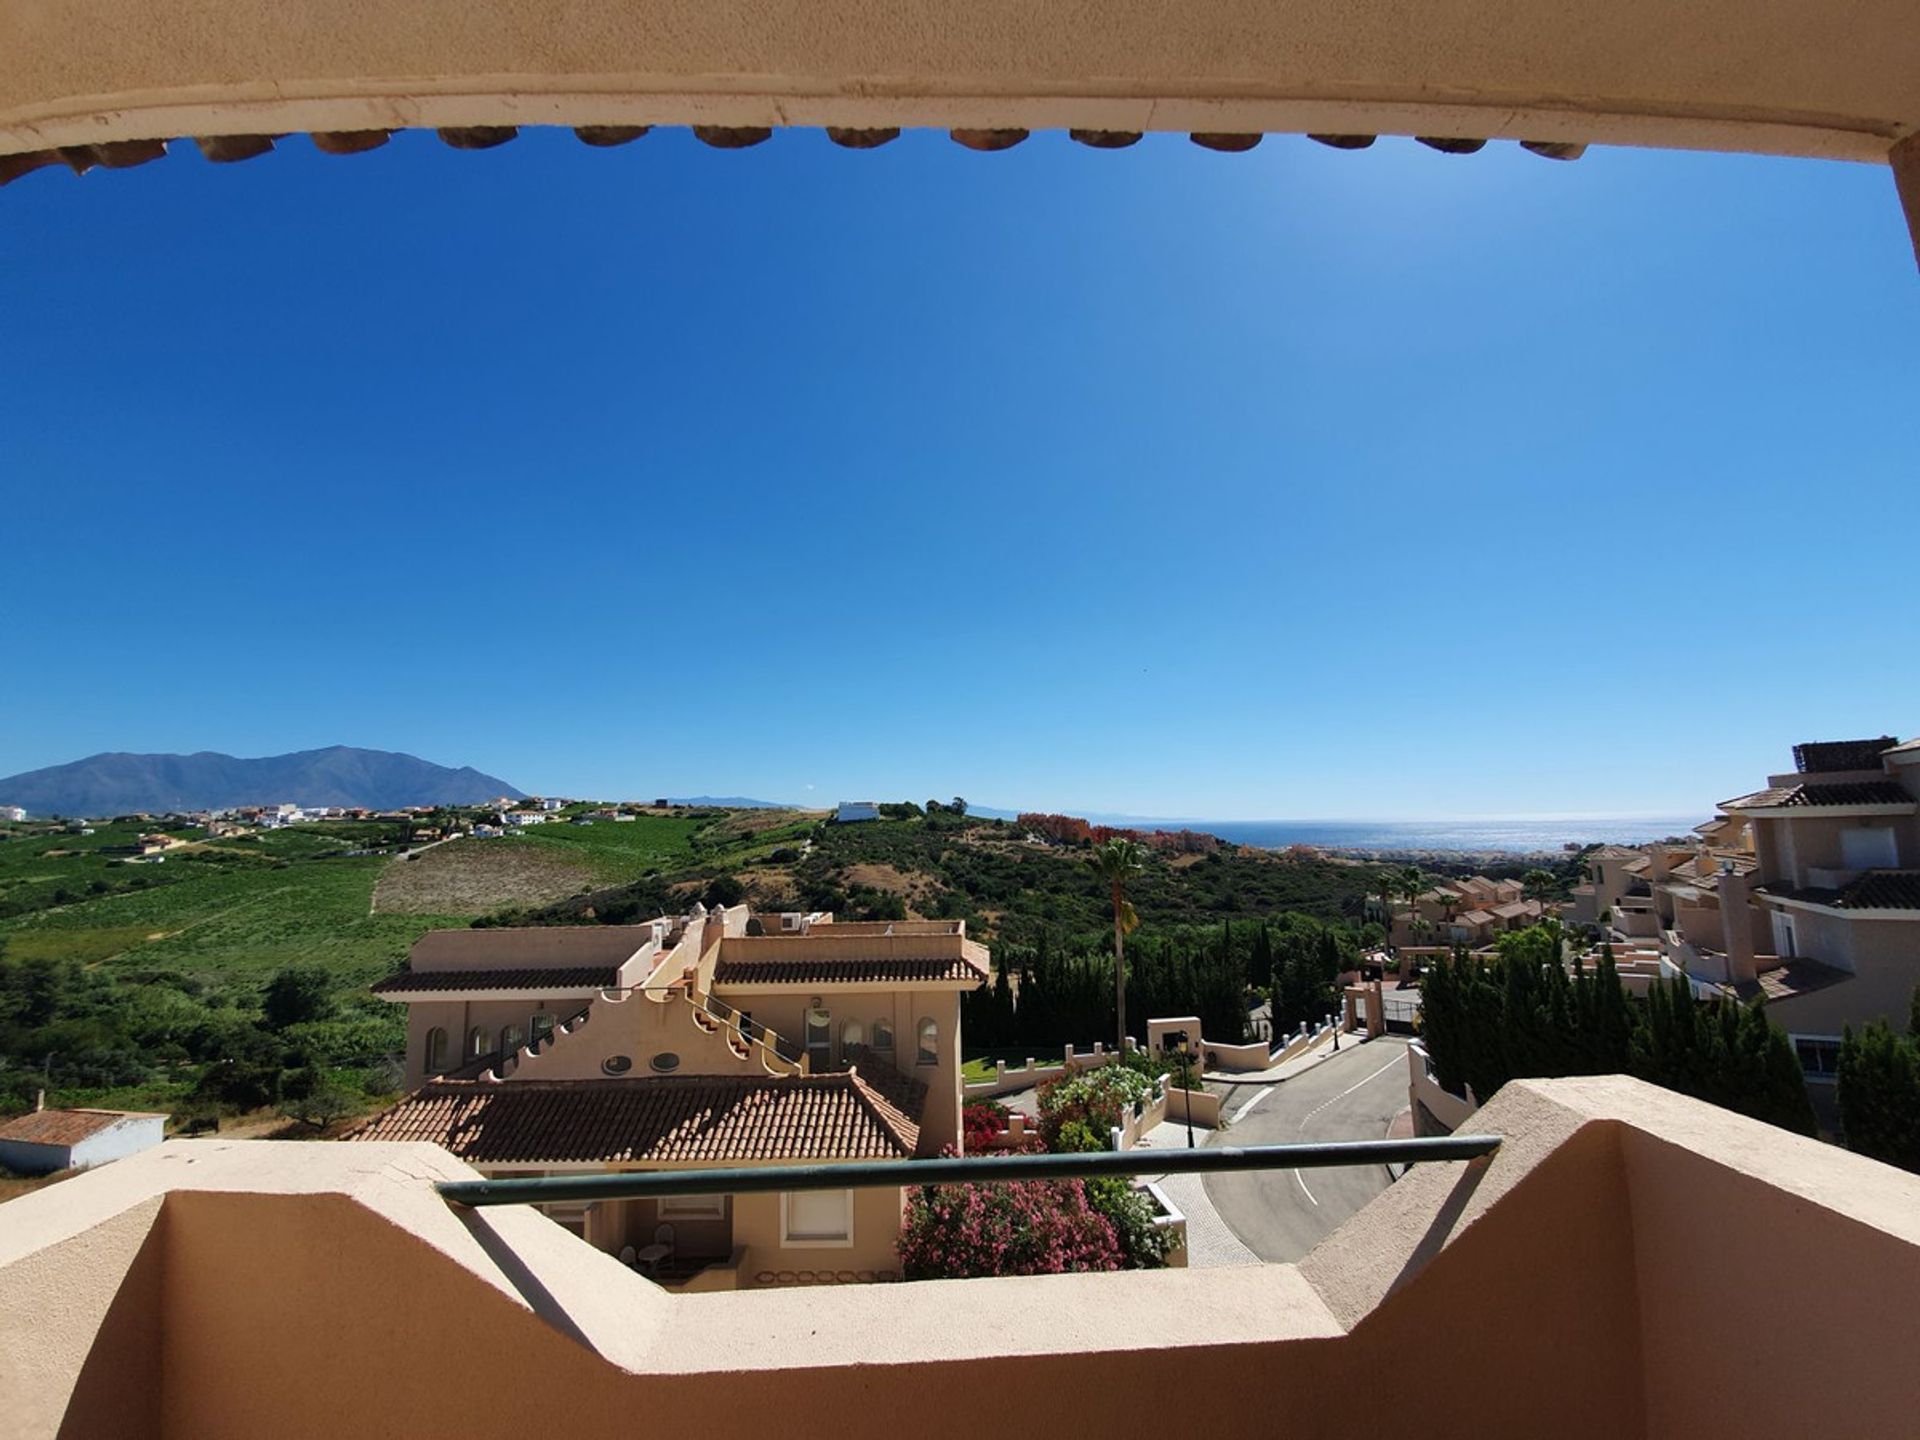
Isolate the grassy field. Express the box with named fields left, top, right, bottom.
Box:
left=372, top=836, right=593, bottom=915
left=519, top=814, right=706, bottom=882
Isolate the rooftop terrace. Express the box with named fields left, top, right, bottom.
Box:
left=4, top=1075, right=1916, bottom=1438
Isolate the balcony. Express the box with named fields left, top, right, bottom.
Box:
left=4, top=1075, right=1917, bottom=1438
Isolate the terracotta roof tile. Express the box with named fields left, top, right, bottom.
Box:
left=370, top=966, right=619, bottom=994
left=713, top=955, right=986, bottom=987
left=348, top=1071, right=920, bottom=1164
left=1724, top=782, right=1912, bottom=810
left=0, top=1108, right=163, bottom=1147
left=1738, top=958, right=1851, bottom=1004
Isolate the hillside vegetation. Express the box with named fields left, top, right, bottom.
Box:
left=0, top=803, right=1388, bottom=1123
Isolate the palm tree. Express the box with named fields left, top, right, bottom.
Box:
left=1087, top=837, right=1146, bottom=1054
left=1400, top=866, right=1426, bottom=925
left=1522, top=868, right=1556, bottom=905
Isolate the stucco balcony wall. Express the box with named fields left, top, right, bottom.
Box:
left=1, top=0, right=1917, bottom=167
left=3, top=1076, right=1918, bottom=1438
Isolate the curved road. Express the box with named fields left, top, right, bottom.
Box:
left=1203, top=1035, right=1411, bottom=1262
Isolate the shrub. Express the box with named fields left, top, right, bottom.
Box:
left=1084, top=1178, right=1174, bottom=1269
left=1037, top=1064, right=1151, bottom=1149
left=898, top=1179, right=1122, bottom=1279
left=962, top=1099, right=1015, bottom=1151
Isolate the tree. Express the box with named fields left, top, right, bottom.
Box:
left=261, top=966, right=331, bottom=1031
left=1399, top=866, right=1425, bottom=940
left=1838, top=1001, right=1920, bottom=1172
left=1522, top=868, right=1557, bottom=905
left=702, top=874, right=746, bottom=908
left=1086, top=838, right=1146, bottom=1055
left=950, top=797, right=968, bottom=817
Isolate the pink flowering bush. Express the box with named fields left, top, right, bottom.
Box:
left=897, top=1179, right=1123, bottom=1279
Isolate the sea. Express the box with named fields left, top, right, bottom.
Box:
left=1175, top=816, right=1702, bottom=856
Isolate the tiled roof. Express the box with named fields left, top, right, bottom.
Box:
left=1723, top=782, right=1912, bottom=811
left=370, top=966, right=619, bottom=994
left=1755, top=870, right=1920, bottom=913
left=348, top=1071, right=921, bottom=1163
left=1793, top=738, right=1898, bottom=774
left=1491, top=901, right=1538, bottom=919
left=1738, top=958, right=1851, bottom=1005
left=1840, top=871, right=1920, bottom=910
left=0, top=1108, right=162, bottom=1147
left=713, top=955, right=987, bottom=987
left=1458, top=910, right=1496, bottom=926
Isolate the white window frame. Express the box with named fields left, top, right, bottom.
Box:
left=659, top=1193, right=725, bottom=1220
left=1790, top=1033, right=1844, bottom=1083
left=780, top=1189, right=854, bottom=1248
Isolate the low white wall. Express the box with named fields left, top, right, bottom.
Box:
left=962, top=1044, right=1120, bottom=1100
left=1406, top=1042, right=1477, bottom=1134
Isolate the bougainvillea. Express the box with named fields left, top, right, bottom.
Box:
left=962, top=1100, right=1014, bottom=1151
left=897, top=1179, right=1123, bottom=1280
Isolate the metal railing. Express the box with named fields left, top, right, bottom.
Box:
left=683, top=988, right=805, bottom=1065
left=436, top=1134, right=1501, bottom=1208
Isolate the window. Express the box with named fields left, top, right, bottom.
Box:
left=872, top=1018, right=893, bottom=1050
left=501, top=1023, right=524, bottom=1055
left=467, top=1026, right=493, bottom=1058
left=841, top=1019, right=865, bottom=1055
left=660, top=1193, right=724, bottom=1219
left=1793, top=1035, right=1843, bottom=1081
left=601, top=1054, right=633, bottom=1075
left=780, top=1189, right=853, bottom=1246
left=424, top=1027, right=449, bottom=1074
left=531, top=1011, right=557, bottom=1044
left=916, top=1017, right=938, bottom=1066
left=1841, top=827, right=1898, bottom=871
left=649, top=1051, right=681, bottom=1073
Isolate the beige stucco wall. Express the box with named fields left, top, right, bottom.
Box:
left=9, top=1080, right=1920, bottom=1438
left=1763, top=908, right=1920, bottom=1035
left=2, top=0, right=1918, bottom=168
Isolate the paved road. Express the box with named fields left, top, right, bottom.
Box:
left=1203, top=1035, right=1412, bottom=1263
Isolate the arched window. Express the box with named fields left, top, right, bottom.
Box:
left=501, top=1023, right=525, bottom=1055
left=915, top=1017, right=938, bottom=1067
left=841, top=1020, right=865, bottom=1060
left=425, top=1027, right=449, bottom=1075
left=467, top=1026, right=494, bottom=1058
left=872, top=1018, right=894, bottom=1051
left=531, top=1012, right=557, bottom=1045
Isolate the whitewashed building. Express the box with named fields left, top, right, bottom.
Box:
left=0, top=1108, right=167, bottom=1176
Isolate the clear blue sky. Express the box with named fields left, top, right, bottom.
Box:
left=2, top=129, right=1915, bottom=819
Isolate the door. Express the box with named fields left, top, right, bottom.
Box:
left=1770, top=910, right=1797, bottom=959
left=805, top=1007, right=831, bottom=1071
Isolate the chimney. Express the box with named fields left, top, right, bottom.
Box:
left=1719, top=866, right=1758, bottom=985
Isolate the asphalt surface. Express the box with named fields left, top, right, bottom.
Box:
left=1203, top=1035, right=1412, bottom=1263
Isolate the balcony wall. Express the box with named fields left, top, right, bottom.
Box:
left=3, top=1077, right=1918, bottom=1439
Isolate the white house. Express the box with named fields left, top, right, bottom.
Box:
left=835, top=800, right=881, bottom=823
left=0, top=1108, right=167, bottom=1176
left=0, top=805, right=26, bottom=823
left=541, top=797, right=566, bottom=812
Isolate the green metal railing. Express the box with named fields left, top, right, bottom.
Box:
left=435, top=1134, right=1501, bottom=1208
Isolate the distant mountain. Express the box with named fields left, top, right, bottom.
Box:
left=0, top=747, right=524, bottom=816
left=663, top=796, right=792, bottom=809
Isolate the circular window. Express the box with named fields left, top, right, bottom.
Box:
left=650, top=1052, right=681, bottom=1073
left=601, top=1054, right=634, bottom=1075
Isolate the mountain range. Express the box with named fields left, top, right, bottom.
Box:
left=0, top=747, right=524, bottom=815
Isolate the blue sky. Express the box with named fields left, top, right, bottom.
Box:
left=1, top=128, right=1915, bottom=819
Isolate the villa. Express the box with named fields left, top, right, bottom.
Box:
left=353, top=906, right=987, bottom=1287
left=1576, top=737, right=1920, bottom=1080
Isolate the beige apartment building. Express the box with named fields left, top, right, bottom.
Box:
left=353, top=905, right=987, bottom=1287
left=1387, top=875, right=1547, bottom=950
left=1577, top=737, right=1920, bottom=1079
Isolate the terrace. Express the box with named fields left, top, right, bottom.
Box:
left=4, top=1074, right=1917, bottom=1437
